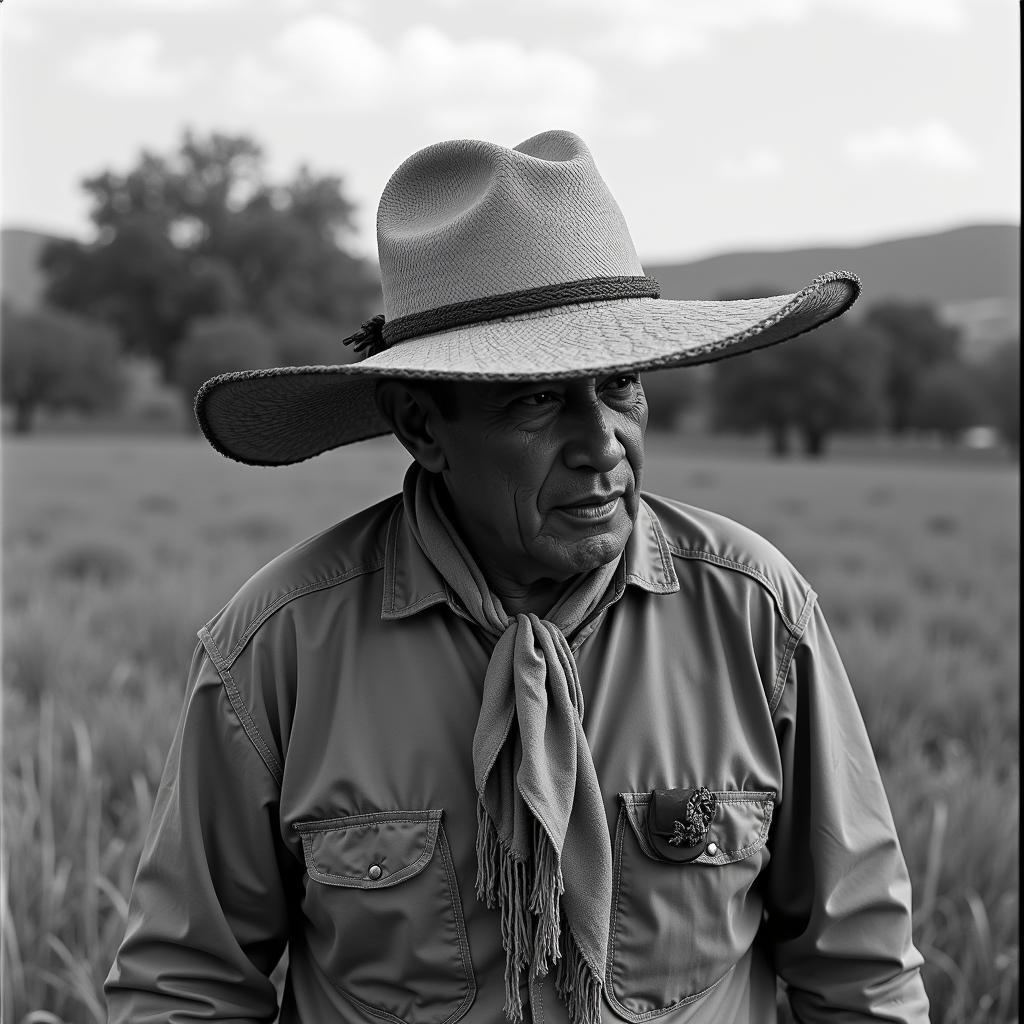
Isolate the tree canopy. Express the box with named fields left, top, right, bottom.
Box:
left=863, top=300, right=963, bottom=435
left=709, top=289, right=886, bottom=456
left=978, top=338, right=1020, bottom=448
left=909, top=361, right=987, bottom=443
left=172, top=315, right=278, bottom=420
left=41, top=130, right=380, bottom=378
left=1, top=303, right=124, bottom=433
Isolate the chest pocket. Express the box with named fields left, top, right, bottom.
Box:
left=294, top=808, right=476, bottom=1024
left=606, top=790, right=775, bottom=1021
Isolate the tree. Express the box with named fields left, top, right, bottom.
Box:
left=172, top=316, right=278, bottom=423
left=639, top=366, right=707, bottom=431
left=712, top=349, right=794, bottom=455
left=908, top=361, right=987, bottom=443
left=81, top=132, right=264, bottom=246
left=978, top=339, right=1020, bottom=449
left=208, top=206, right=378, bottom=326
left=709, top=288, right=886, bottom=456
left=1, top=303, right=124, bottom=433
left=274, top=316, right=358, bottom=368
left=714, top=321, right=887, bottom=457
left=41, top=130, right=378, bottom=378
left=42, top=217, right=190, bottom=368
left=863, top=300, right=962, bottom=435
left=166, top=132, right=265, bottom=248
left=704, top=285, right=790, bottom=453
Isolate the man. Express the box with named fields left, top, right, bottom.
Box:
left=106, top=130, right=929, bottom=1023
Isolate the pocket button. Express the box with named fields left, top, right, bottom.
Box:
left=367, top=864, right=383, bottom=880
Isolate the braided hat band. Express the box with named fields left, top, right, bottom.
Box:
left=345, top=276, right=661, bottom=357
left=195, top=130, right=861, bottom=466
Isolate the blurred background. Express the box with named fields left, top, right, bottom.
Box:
left=1, top=1, right=1019, bottom=1022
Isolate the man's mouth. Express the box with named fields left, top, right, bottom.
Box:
left=554, top=495, right=622, bottom=521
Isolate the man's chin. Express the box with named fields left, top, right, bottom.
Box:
left=538, top=525, right=632, bottom=577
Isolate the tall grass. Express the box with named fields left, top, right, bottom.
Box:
left=3, top=434, right=1018, bottom=1022
left=2, top=697, right=152, bottom=1024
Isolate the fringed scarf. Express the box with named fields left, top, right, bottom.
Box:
left=403, top=464, right=615, bottom=1024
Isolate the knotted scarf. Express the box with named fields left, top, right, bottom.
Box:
left=403, top=464, right=616, bottom=1024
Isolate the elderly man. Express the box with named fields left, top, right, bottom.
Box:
left=106, top=131, right=929, bottom=1024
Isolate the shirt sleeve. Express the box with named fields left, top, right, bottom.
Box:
left=765, top=599, right=931, bottom=1023
left=105, top=642, right=293, bottom=1022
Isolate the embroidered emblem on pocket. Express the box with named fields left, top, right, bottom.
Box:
left=668, top=787, right=718, bottom=847
left=647, top=786, right=719, bottom=863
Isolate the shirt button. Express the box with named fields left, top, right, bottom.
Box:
left=368, top=864, right=383, bottom=880
left=705, top=843, right=719, bottom=857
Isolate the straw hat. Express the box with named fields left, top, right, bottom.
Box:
left=196, top=129, right=860, bottom=466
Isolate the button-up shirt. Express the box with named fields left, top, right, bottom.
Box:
left=106, top=492, right=930, bottom=1023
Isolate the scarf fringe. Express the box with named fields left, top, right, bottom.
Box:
left=477, top=801, right=588, bottom=1022
left=476, top=802, right=528, bottom=1020
left=555, top=926, right=604, bottom=1024
left=475, top=802, right=565, bottom=1019
left=528, top=816, right=564, bottom=972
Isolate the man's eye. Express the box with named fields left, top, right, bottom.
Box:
left=602, top=375, right=640, bottom=393
left=519, top=391, right=560, bottom=407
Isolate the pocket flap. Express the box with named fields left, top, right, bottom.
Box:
left=618, top=791, right=774, bottom=865
left=294, top=809, right=442, bottom=887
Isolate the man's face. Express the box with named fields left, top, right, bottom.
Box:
left=427, top=374, right=647, bottom=593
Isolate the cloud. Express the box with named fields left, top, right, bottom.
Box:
left=606, top=113, right=663, bottom=141
left=719, top=148, right=785, bottom=180
left=547, top=0, right=969, bottom=66
left=0, top=10, right=40, bottom=45
left=222, top=54, right=295, bottom=108
left=581, top=0, right=805, bottom=66
left=64, top=31, right=202, bottom=98
left=268, top=16, right=387, bottom=105
left=126, top=0, right=242, bottom=7
left=224, top=16, right=600, bottom=132
left=26, top=0, right=250, bottom=9
left=586, top=23, right=712, bottom=64
left=821, top=0, right=968, bottom=33
left=395, top=25, right=599, bottom=129
left=843, top=118, right=978, bottom=171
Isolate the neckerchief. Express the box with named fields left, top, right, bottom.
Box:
left=403, top=464, right=615, bottom=1024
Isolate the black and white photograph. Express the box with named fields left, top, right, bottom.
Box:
left=1, top=2, right=1019, bottom=1022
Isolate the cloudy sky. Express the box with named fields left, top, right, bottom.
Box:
left=1, top=0, right=1019, bottom=263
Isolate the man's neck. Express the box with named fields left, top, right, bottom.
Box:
left=491, top=574, right=572, bottom=618
left=438, top=485, right=573, bottom=618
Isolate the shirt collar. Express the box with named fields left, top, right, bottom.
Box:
left=381, top=495, right=678, bottom=622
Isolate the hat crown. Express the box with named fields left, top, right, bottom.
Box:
left=376, top=130, right=644, bottom=320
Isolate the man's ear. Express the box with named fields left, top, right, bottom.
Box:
left=375, top=381, right=448, bottom=473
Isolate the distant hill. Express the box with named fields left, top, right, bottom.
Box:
left=3, top=222, right=1018, bottom=348
left=645, top=223, right=1018, bottom=305
left=646, top=223, right=1019, bottom=354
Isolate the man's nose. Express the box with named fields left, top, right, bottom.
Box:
left=563, top=401, right=626, bottom=472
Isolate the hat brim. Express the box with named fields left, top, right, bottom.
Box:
left=196, top=271, right=859, bottom=466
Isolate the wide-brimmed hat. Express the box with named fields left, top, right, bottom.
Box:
left=196, top=129, right=860, bottom=466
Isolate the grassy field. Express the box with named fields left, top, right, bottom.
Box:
left=2, top=432, right=1019, bottom=1023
